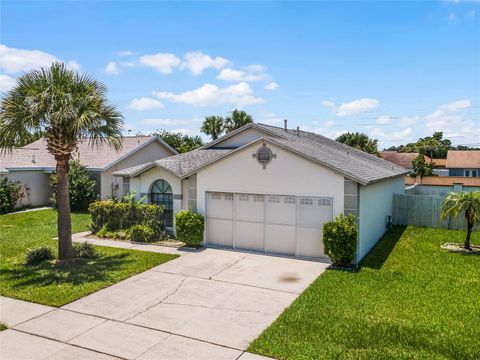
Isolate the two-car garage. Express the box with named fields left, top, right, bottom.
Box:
left=205, top=192, right=333, bottom=258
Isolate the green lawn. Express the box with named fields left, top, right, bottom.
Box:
left=0, top=209, right=178, bottom=307
left=249, top=226, right=480, bottom=360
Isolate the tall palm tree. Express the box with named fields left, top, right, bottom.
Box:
left=224, top=109, right=253, bottom=133
left=201, top=116, right=225, bottom=140
left=441, top=192, right=480, bottom=250
left=0, top=63, right=123, bottom=261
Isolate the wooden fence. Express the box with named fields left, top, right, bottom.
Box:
left=393, top=194, right=478, bottom=230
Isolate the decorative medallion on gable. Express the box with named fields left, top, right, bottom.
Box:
left=252, top=143, right=276, bottom=169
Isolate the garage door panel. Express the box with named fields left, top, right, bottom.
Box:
left=266, top=224, right=296, bottom=254
left=266, top=195, right=296, bottom=225
left=206, top=192, right=233, bottom=219
left=236, top=194, right=264, bottom=222
left=207, top=218, right=233, bottom=247
left=297, top=227, right=324, bottom=257
left=298, top=196, right=332, bottom=228
left=235, top=222, right=264, bottom=251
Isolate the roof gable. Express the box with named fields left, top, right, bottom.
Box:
left=446, top=150, right=480, bottom=168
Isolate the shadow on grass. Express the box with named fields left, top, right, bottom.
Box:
left=1, top=253, right=133, bottom=289
left=360, top=226, right=406, bottom=270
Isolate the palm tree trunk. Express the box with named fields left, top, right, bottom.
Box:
left=465, top=222, right=472, bottom=250
left=56, top=157, right=73, bottom=260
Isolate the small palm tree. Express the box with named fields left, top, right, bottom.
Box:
left=224, top=109, right=253, bottom=133
left=201, top=116, right=224, bottom=140
left=441, top=192, right=480, bottom=250
left=0, top=63, right=123, bottom=261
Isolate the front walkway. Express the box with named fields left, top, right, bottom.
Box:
left=1, top=238, right=329, bottom=360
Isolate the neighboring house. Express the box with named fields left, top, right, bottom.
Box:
left=446, top=150, right=480, bottom=177
left=114, top=123, right=407, bottom=263
left=0, top=136, right=177, bottom=207
left=405, top=175, right=480, bottom=195
left=380, top=151, right=422, bottom=170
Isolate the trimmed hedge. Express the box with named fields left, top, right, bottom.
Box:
left=322, top=213, right=358, bottom=266
left=89, top=200, right=166, bottom=240
left=175, top=210, right=204, bottom=246
left=0, top=177, right=22, bottom=214
left=128, top=224, right=155, bottom=242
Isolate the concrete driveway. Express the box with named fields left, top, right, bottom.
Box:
left=1, top=247, right=328, bottom=360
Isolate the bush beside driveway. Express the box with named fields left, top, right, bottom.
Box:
left=249, top=226, right=480, bottom=359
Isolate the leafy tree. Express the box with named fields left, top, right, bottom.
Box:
left=336, top=132, right=380, bottom=156
left=224, top=109, right=254, bottom=133
left=385, top=132, right=453, bottom=158
left=201, top=116, right=225, bottom=140
left=50, top=160, right=98, bottom=211
left=155, top=130, right=203, bottom=153
left=0, top=177, right=22, bottom=214
left=441, top=192, right=480, bottom=250
left=2, top=130, right=44, bottom=147
left=410, top=154, right=434, bottom=177
left=0, top=63, right=123, bottom=260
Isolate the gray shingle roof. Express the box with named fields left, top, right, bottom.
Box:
left=113, top=149, right=233, bottom=178
left=254, top=124, right=408, bottom=184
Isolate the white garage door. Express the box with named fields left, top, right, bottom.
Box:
left=206, top=192, right=333, bottom=258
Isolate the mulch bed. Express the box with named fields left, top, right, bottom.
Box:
left=441, top=243, right=480, bottom=254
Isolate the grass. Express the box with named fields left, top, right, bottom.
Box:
left=249, top=226, right=480, bottom=360
left=0, top=322, right=7, bottom=331
left=0, top=209, right=178, bottom=307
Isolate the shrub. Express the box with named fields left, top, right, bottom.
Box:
left=72, top=242, right=97, bottom=259
left=0, top=177, right=22, bottom=214
left=89, top=200, right=166, bottom=240
left=50, top=160, right=98, bottom=211
left=128, top=224, right=155, bottom=242
left=175, top=210, right=204, bottom=246
left=322, top=213, right=358, bottom=267
left=25, top=246, right=54, bottom=265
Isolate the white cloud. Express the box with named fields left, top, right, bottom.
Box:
left=376, top=115, right=391, bottom=125
left=0, top=44, right=80, bottom=73
left=323, top=98, right=379, bottom=116
left=105, top=61, right=119, bottom=75
left=370, top=127, right=412, bottom=142
left=244, top=64, right=265, bottom=73
left=153, top=82, right=264, bottom=107
left=437, top=99, right=470, bottom=112
left=265, top=82, right=279, bottom=90
left=141, top=118, right=198, bottom=126
left=324, top=120, right=335, bottom=127
left=127, top=97, right=164, bottom=110
left=0, top=74, right=16, bottom=92
left=448, top=13, right=457, bottom=21
left=217, top=68, right=266, bottom=82
left=259, top=112, right=283, bottom=126
left=139, top=52, right=180, bottom=73
left=182, top=51, right=230, bottom=75
left=117, top=50, right=135, bottom=56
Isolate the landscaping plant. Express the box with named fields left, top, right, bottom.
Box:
left=50, top=160, right=98, bottom=211
left=25, top=246, right=54, bottom=266
left=72, top=242, right=97, bottom=259
left=175, top=210, right=204, bottom=246
left=128, top=224, right=155, bottom=242
left=322, top=213, right=358, bottom=266
left=441, top=191, right=480, bottom=250
left=0, top=177, right=22, bottom=214
left=0, top=63, right=123, bottom=261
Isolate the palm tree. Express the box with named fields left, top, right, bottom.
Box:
left=224, top=109, right=253, bottom=133
left=0, top=63, right=123, bottom=261
left=201, top=116, right=225, bottom=140
left=441, top=192, right=480, bottom=250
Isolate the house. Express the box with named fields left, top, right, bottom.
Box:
left=0, top=136, right=177, bottom=207
left=114, top=123, right=408, bottom=262
left=380, top=151, right=422, bottom=170
left=446, top=150, right=480, bottom=177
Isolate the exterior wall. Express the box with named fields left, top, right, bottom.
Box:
left=4, top=170, right=52, bottom=207
left=405, top=175, right=480, bottom=187
left=210, top=128, right=272, bottom=148
left=101, top=141, right=175, bottom=199
left=344, top=179, right=359, bottom=217
left=449, top=168, right=480, bottom=177
left=358, top=176, right=405, bottom=262
left=406, top=184, right=480, bottom=196
left=197, top=141, right=345, bottom=219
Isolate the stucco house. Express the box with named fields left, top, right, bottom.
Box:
left=446, top=150, right=480, bottom=177
left=0, top=136, right=177, bottom=207
left=114, top=123, right=407, bottom=262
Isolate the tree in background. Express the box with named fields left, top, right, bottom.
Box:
left=201, top=116, right=225, bottom=140
left=336, top=132, right=380, bottom=156
left=441, top=191, right=480, bottom=250
left=385, top=132, right=454, bottom=158
left=2, top=130, right=44, bottom=147
left=0, top=63, right=123, bottom=261
left=410, top=154, right=434, bottom=178
left=154, top=130, right=203, bottom=153
left=50, top=160, right=98, bottom=211
left=224, top=109, right=254, bottom=133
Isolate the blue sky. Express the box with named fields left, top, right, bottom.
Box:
left=1, top=1, right=479, bottom=148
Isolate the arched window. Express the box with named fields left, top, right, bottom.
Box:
left=150, top=179, right=173, bottom=228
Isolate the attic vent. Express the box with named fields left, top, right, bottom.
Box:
left=31, top=155, right=36, bottom=163
left=253, top=144, right=276, bottom=169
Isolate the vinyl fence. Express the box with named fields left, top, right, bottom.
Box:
left=393, top=194, right=478, bottom=230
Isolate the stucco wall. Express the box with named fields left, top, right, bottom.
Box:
left=358, top=176, right=405, bottom=262
left=4, top=171, right=52, bottom=207
left=101, top=141, right=175, bottom=199
left=196, top=141, right=345, bottom=217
